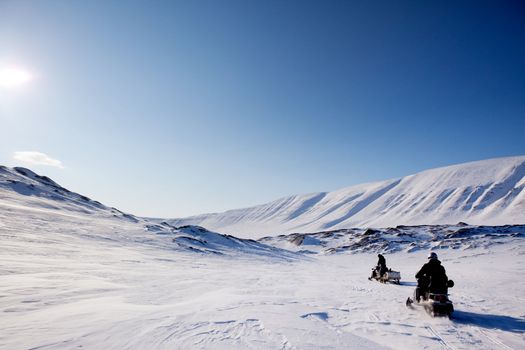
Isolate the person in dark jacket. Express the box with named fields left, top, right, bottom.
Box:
left=377, top=254, right=387, bottom=277
left=370, top=254, right=388, bottom=279
left=415, top=252, right=448, bottom=301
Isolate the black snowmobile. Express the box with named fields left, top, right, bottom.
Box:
left=406, top=280, right=455, bottom=317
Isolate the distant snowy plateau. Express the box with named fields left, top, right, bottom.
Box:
left=1, top=156, right=524, bottom=349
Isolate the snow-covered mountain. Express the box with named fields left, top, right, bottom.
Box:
left=0, top=165, right=140, bottom=221
left=0, top=165, right=294, bottom=258
left=169, top=156, right=525, bottom=238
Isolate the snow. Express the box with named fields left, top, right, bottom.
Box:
left=1, top=220, right=524, bottom=349
left=260, top=224, right=525, bottom=255
left=1, top=163, right=525, bottom=349
left=168, top=156, right=525, bottom=238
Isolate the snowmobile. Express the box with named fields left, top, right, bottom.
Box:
left=368, top=266, right=401, bottom=284
left=406, top=280, right=455, bottom=317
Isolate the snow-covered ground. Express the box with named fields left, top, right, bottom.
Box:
left=1, top=203, right=524, bottom=349
left=260, top=224, right=525, bottom=255
left=1, top=164, right=524, bottom=349
left=2, top=237, right=525, bottom=349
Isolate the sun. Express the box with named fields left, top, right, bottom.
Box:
left=0, top=67, right=33, bottom=88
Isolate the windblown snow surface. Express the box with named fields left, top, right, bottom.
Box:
left=1, top=164, right=525, bottom=349
left=169, top=156, right=525, bottom=238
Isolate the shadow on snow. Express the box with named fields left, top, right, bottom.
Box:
left=452, top=310, right=525, bottom=333
left=398, top=281, right=417, bottom=287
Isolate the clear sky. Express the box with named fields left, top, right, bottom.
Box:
left=1, top=0, right=524, bottom=218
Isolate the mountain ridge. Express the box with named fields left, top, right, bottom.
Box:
left=0, top=165, right=297, bottom=258
left=2, top=155, right=524, bottom=240
left=167, top=155, right=525, bottom=238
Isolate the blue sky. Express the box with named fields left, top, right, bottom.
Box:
left=1, top=0, right=524, bottom=217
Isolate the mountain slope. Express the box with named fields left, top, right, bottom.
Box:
left=0, top=165, right=294, bottom=258
left=169, top=156, right=525, bottom=238
left=0, top=165, right=141, bottom=222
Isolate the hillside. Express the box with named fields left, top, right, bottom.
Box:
left=169, top=156, right=525, bottom=238
left=0, top=165, right=293, bottom=258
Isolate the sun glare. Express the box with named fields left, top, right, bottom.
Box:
left=0, top=67, right=33, bottom=88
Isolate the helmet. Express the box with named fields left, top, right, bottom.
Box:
left=428, top=252, right=438, bottom=260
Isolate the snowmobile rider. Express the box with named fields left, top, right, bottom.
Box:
left=371, top=254, right=388, bottom=279
left=415, top=252, right=449, bottom=301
